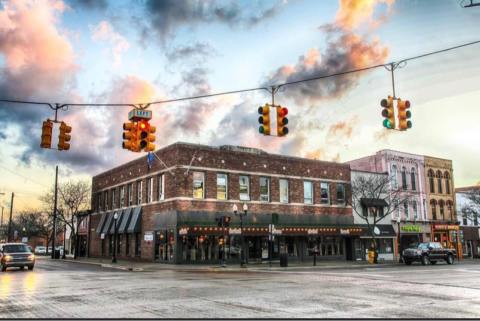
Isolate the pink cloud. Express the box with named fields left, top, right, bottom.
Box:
left=91, top=20, right=130, bottom=66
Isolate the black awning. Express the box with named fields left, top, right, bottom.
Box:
left=127, top=206, right=142, bottom=234
left=118, top=208, right=132, bottom=234
left=108, top=210, right=124, bottom=235
left=360, top=198, right=388, bottom=207
left=100, top=212, right=114, bottom=235
left=95, top=213, right=108, bottom=234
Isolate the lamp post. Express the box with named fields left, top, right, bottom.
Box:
left=112, top=212, right=118, bottom=263
left=233, top=203, right=248, bottom=268
left=396, top=216, right=402, bottom=263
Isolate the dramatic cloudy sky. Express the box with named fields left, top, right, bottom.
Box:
left=1, top=0, right=479, bottom=212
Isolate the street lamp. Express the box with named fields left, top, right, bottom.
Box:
left=112, top=212, right=118, bottom=263
left=233, top=203, right=248, bottom=268
left=396, top=215, right=402, bottom=263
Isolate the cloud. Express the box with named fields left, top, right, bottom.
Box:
left=336, top=0, right=394, bottom=31
left=165, top=42, right=215, bottom=63
left=67, top=0, right=108, bottom=11
left=326, top=116, right=358, bottom=143
left=91, top=20, right=130, bottom=66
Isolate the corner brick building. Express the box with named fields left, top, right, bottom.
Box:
left=88, top=142, right=362, bottom=264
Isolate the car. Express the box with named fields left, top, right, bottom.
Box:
left=0, top=243, right=35, bottom=272
left=402, top=242, right=456, bottom=266
left=34, top=246, right=47, bottom=255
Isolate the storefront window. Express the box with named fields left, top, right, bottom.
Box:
left=320, top=182, right=329, bottom=204
left=279, top=179, right=289, bottom=203
left=217, top=173, right=228, bottom=200
left=193, top=172, right=205, bottom=199
left=304, top=181, right=313, bottom=204
left=259, top=177, right=270, bottom=202
left=239, top=176, right=250, bottom=201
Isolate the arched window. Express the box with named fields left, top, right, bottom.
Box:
left=404, top=201, right=409, bottom=220
left=411, top=168, right=416, bottom=191
left=436, top=170, right=443, bottom=194
left=412, top=200, right=418, bottom=220
left=428, top=169, right=435, bottom=193
left=444, top=171, right=451, bottom=194
left=446, top=200, right=453, bottom=221
left=391, top=164, right=398, bottom=189
left=430, top=199, right=437, bottom=220
left=401, top=167, right=407, bottom=190
left=439, top=200, right=445, bottom=220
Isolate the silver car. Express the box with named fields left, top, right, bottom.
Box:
left=0, top=243, right=36, bottom=272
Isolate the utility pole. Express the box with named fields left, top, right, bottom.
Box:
left=51, top=165, right=58, bottom=259
left=7, top=192, right=14, bottom=242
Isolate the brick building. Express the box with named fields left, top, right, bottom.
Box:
left=87, top=142, right=363, bottom=264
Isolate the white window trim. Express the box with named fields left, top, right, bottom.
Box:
left=193, top=172, right=205, bottom=199
left=320, top=182, right=330, bottom=204
left=137, top=181, right=142, bottom=205
left=216, top=173, right=228, bottom=200
left=304, top=181, right=313, bottom=204
left=239, top=175, right=250, bottom=201
left=259, top=177, right=270, bottom=202
left=112, top=189, right=116, bottom=209
left=120, top=186, right=125, bottom=208
left=147, top=177, right=153, bottom=203
left=158, top=174, right=165, bottom=201
left=279, top=179, right=289, bottom=203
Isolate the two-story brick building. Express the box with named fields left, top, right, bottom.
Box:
left=87, top=142, right=363, bottom=264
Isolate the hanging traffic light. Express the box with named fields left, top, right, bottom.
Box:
left=122, top=122, right=139, bottom=152
left=40, top=119, right=53, bottom=149
left=58, top=121, right=72, bottom=151
left=381, top=96, right=395, bottom=129
left=276, top=106, right=289, bottom=136
left=397, top=98, right=412, bottom=131
left=258, top=104, right=270, bottom=135
left=137, top=120, right=156, bottom=152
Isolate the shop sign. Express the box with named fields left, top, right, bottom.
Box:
left=433, top=224, right=459, bottom=231
left=100, top=233, right=105, bottom=240
left=273, top=228, right=282, bottom=235
left=401, top=225, right=422, bottom=233
left=340, top=229, right=350, bottom=235
left=179, top=228, right=189, bottom=235
left=307, top=228, right=318, bottom=235
left=144, top=231, right=154, bottom=241
left=229, top=228, right=241, bottom=235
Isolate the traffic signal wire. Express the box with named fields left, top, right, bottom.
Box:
left=1, top=39, right=480, bottom=109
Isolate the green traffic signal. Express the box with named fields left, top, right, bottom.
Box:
left=259, top=126, right=265, bottom=134
left=407, top=121, right=412, bottom=128
left=383, top=119, right=391, bottom=129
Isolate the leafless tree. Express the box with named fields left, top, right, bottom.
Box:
left=460, top=188, right=480, bottom=224
left=348, top=173, right=411, bottom=263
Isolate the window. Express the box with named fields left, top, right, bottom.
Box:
left=412, top=201, right=418, bottom=220
left=404, top=201, right=409, bottom=220
left=431, top=200, right=437, bottom=220
left=439, top=201, right=445, bottom=220
left=474, top=215, right=478, bottom=226
left=395, top=200, right=400, bottom=219
left=462, top=210, right=468, bottom=225
left=304, top=181, right=313, bottom=204
left=137, top=180, right=143, bottom=204
left=259, top=177, right=270, bottom=202
left=193, top=172, right=205, bottom=199
left=120, top=186, right=125, bottom=208
left=239, top=176, right=250, bottom=201
left=391, top=165, right=398, bottom=189
left=104, top=191, right=108, bottom=211
left=428, top=170, right=435, bottom=193
left=111, top=189, right=116, bottom=209
left=401, top=167, right=407, bottom=190
left=217, top=173, right=228, bottom=200
left=437, top=171, right=443, bottom=194
left=336, top=183, right=345, bottom=204
left=279, top=179, right=289, bottom=203
left=157, top=174, right=164, bottom=200
left=320, top=182, right=330, bottom=204
left=146, top=177, right=153, bottom=203
left=127, top=183, right=133, bottom=206
left=444, top=172, right=450, bottom=194
left=411, top=168, right=416, bottom=191
left=97, top=193, right=102, bottom=211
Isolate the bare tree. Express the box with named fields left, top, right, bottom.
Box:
left=348, top=173, right=410, bottom=263
left=460, top=188, right=480, bottom=224
left=11, top=210, right=52, bottom=247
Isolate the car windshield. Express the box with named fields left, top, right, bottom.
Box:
left=417, top=243, right=429, bottom=250
left=3, top=244, right=30, bottom=253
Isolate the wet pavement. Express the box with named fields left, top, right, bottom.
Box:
left=1, top=257, right=480, bottom=318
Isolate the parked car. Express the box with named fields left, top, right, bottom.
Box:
left=0, top=243, right=35, bottom=272
left=34, top=246, right=47, bottom=255
left=402, top=242, right=456, bottom=266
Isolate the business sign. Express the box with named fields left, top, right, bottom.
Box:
left=179, top=228, right=189, bottom=235
left=401, top=225, right=422, bottom=233
left=229, top=228, right=241, bottom=235
left=433, top=224, right=459, bottom=231
left=100, top=233, right=105, bottom=240
left=340, top=229, right=350, bottom=235
left=144, top=231, right=154, bottom=241
left=21, top=237, right=28, bottom=243
left=307, top=228, right=318, bottom=235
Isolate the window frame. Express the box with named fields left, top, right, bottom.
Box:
left=410, top=168, right=416, bottom=191
left=146, top=177, right=153, bottom=204
left=401, top=167, right=407, bottom=190
left=158, top=174, right=164, bottom=201
left=320, top=182, right=330, bottom=204
left=119, top=186, right=125, bottom=208
left=104, top=190, right=108, bottom=211
left=336, top=183, right=345, bottom=205
left=137, top=180, right=143, bottom=205
left=128, top=183, right=133, bottom=206
left=193, top=171, right=205, bottom=199
left=259, top=177, right=270, bottom=202
left=239, top=175, right=250, bottom=201
left=279, top=179, right=289, bottom=203
left=111, top=188, right=116, bottom=209
left=303, top=181, right=313, bottom=204
left=216, top=173, right=228, bottom=200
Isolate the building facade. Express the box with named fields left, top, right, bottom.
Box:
left=456, top=186, right=480, bottom=258
left=87, top=143, right=364, bottom=264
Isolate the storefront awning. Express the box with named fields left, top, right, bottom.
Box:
left=360, top=198, right=388, bottom=207
left=100, top=211, right=114, bottom=235
left=95, top=212, right=108, bottom=234
left=127, top=206, right=142, bottom=234
left=108, top=210, right=124, bottom=235
left=118, top=208, right=132, bottom=234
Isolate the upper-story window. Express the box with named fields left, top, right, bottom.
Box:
left=428, top=169, right=435, bottom=193
left=279, top=179, right=289, bottom=203
left=137, top=180, right=143, bottom=205
left=336, top=183, right=345, bottom=205
left=119, top=186, right=125, bottom=208
left=111, top=189, right=116, bottom=209
left=158, top=174, right=164, bottom=200
left=217, top=173, right=228, bottom=200
left=320, top=182, right=330, bottom=204
left=462, top=210, right=468, bottom=225
left=127, top=183, right=133, bottom=206
left=439, top=200, right=445, bottom=220
left=304, top=181, right=313, bottom=204
left=444, top=171, right=450, bottom=194
left=436, top=170, right=443, bottom=194
left=259, top=177, right=270, bottom=202
left=410, top=168, right=416, bottom=191
left=239, top=175, right=250, bottom=201
left=431, top=199, right=437, bottom=220
left=104, top=190, right=108, bottom=211
left=404, top=201, right=409, bottom=220
left=146, top=177, right=153, bottom=203
left=97, top=193, right=102, bottom=212
left=193, top=172, right=205, bottom=199
left=391, top=164, right=398, bottom=189
left=401, top=167, right=407, bottom=190
left=447, top=201, right=453, bottom=221
left=412, top=200, right=418, bottom=220
left=475, top=214, right=479, bottom=226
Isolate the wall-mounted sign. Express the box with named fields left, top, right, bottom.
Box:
left=229, top=228, right=241, bottom=235
left=401, top=225, right=422, bottom=233
left=433, top=225, right=459, bottom=231
left=144, top=231, right=154, bottom=241
left=373, top=227, right=380, bottom=235
left=179, top=228, right=189, bottom=235
left=307, top=229, right=318, bottom=235
left=100, top=233, right=105, bottom=240
left=340, top=229, right=350, bottom=235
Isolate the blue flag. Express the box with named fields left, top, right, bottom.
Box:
left=147, top=152, right=154, bottom=169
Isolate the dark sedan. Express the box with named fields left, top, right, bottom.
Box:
left=0, top=243, right=36, bottom=272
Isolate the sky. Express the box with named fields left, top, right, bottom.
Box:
left=0, top=0, right=480, bottom=214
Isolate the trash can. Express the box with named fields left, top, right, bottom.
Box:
left=54, top=249, right=61, bottom=259
left=367, top=250, right=375, bottom=264
left=280, top=253, right=288, bottom=267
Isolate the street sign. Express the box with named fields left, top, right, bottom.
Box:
left=101, top=233, right=105, bottom=239
left=128, top=109, right=152, bottom=121
left=21, top=237, right=28, bottom=243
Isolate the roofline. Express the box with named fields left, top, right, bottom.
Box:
left=351, top=169, right=388, bottom=175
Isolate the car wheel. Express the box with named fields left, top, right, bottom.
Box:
left=28, top=265, right=34, bottom=271
left=19, top=266, right=24, bottom=270
left=404, top=260, right=412, bottom=265
left=430, top=261, right=437, bottom=265
left=1, top=265, right=6, bottom=272
left=421, top=255, right=429, bottom=265
left=446, top=254, right=454, bottom=265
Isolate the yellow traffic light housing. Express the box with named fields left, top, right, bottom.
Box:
left=122, top=122, right=139, bottom=152
left=397, top=98, right=412, bottom=131
left=258, top=104, right=270, bottom=135
left=144, top=123, right=156, bottom=152
left=58, top=121, right=72, bottom=151
left=276, top=106, right=289, bottom=136
left=381, top=96, right=395, bottom=129
left=40, top=119, right=53, bottom=149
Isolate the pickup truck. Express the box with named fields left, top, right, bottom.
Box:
left=402, top=242, right=456, bottom=265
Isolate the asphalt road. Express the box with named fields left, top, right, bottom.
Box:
left=1, top=257, right=480, bottom=318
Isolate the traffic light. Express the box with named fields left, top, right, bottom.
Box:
left=40, top=119, right=53, bottom=149
left=276, top=106, right=288, bottom=136
left=397, top=98, right=412, bottom=131
left=258, top=104, right=270, bottom=135
left=381, top=96, right=395, bottom=129
left=122, top=122, right=139, bottom=152
left=139, top=120, right=156, bottom=152
left=58, top=121, right=72, bottom=151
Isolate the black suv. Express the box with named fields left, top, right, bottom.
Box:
left=402, top=242, right=456, bottom=265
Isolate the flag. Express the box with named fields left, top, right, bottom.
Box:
left=147, top=152, right=154, bottom=170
